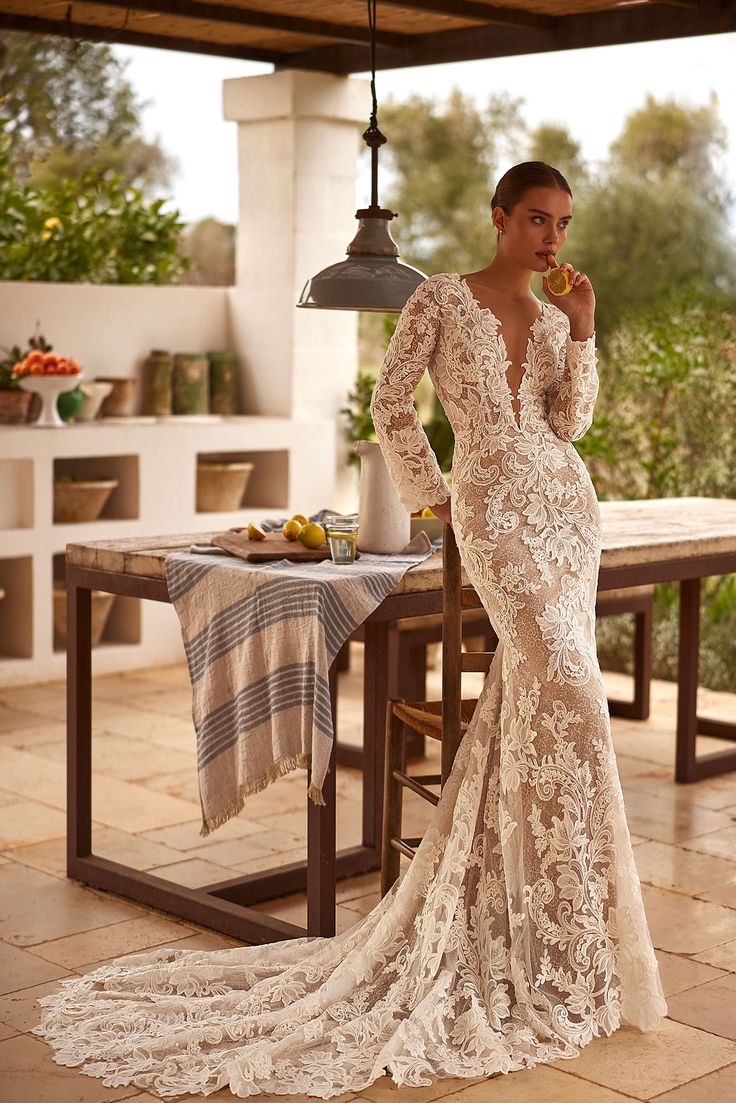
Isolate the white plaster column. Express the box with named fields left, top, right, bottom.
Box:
left=224, top=70, right=369, bottom=511
left=220, top=71, right=366, bottom=509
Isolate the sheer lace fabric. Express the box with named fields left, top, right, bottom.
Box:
left=35, top=272, right=667, bottom=1099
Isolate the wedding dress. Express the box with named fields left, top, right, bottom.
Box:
left=35, top=271, right=667, bottom=1098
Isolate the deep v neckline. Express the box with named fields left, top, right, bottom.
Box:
left=451, top=272, right=546, bottom=428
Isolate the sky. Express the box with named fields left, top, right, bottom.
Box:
left=113, top=32, right=736, bottom=226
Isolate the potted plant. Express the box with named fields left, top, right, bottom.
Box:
left=0, top=329, right=52, bottom=425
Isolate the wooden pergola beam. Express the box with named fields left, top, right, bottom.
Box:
left=280, top=0, right=736, bottom=73
left=0, top=0, right=732, bottom=70
left=74, top=0, right=412, bottom=49
left=0, top=11, right=281, bottom=63
left=378, top=0, right=555, bottom=32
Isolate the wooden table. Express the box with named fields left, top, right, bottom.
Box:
left=65, top=496, right=736, bottom=943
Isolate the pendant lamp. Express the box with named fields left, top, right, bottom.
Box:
left=296, top=0, right=426, bottom=313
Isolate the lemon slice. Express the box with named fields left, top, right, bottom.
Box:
left=247, top=522, right=267, bottom=541
left=546, top=267, right=573, bottom=297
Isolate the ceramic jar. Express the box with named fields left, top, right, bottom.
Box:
left=142, top=349, right=172, bottom=416
left=207, top=351, right=239, bottom=415
left=172, top=353, right=208, bottom=415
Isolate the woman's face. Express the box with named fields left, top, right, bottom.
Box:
left=494, top=185, right=573, bottom=272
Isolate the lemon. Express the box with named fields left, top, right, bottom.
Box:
left=420, top=506, right=437, bottom=518
left=546, top=267, right=573, bottom=297
left=290, top=513, right=309, bottom=526
left=247, top=522, right=267, bottom=541
left=296, top=522, right=326, bottom=549
left=283, top=519, right=303, bottom=541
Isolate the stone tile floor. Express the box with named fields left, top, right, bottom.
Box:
left=1, top=643, right=736, bottom=1101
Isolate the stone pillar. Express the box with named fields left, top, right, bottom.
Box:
left=224, top=71, right=369, bottom=498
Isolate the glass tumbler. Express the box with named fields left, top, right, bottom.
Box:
left=325, top=516, right=359, bottom=565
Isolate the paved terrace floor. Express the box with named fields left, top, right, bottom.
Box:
left=1, top=646, right=736, bottom=1102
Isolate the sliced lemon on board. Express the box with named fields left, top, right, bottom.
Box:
left=546, top=266, right=573, bottom=297
left=247, top=522, right=267, bottom=541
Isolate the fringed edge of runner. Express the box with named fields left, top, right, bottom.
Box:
left=307, top=783, right=327, bottom=807
left=199, top=752, right=314, bottom=836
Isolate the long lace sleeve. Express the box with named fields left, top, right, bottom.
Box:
left=545, top=314, right=599, bottom=442
left=370, top=277, right=451, bottom=515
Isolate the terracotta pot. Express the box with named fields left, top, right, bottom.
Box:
left=54, top=584, right=115, bottom=648
left=0, top=389, right=33, bottom=424
left=54, top=479, right=119, bottom=523
left=196, top=462, right=254, bottom=512
left=97, top=377, right=137, bottom=417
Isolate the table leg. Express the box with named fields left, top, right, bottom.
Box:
left=306, top=663, right=337, bottom=936
left=67, top=577, right=92, bottom=871
left=362, top=619, right=396, bottom=853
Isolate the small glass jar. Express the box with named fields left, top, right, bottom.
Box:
left=325, top=516, right=359, bottom=565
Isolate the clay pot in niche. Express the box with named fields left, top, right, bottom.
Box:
left=196, top=461, right=254, bottom=512
left=53, top=478, right=119, bottom=523
left=97, top=377, right=137, bottom=417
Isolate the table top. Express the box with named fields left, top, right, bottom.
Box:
left=67, top=497, right=736, bottom=594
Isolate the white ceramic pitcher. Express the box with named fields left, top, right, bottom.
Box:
left=354, top=440, right=411, bottom=553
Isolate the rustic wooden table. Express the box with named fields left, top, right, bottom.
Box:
left=65, top=496, right=736, bottom=943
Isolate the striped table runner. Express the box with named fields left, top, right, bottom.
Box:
left=164, top=530, right=434, bottom=836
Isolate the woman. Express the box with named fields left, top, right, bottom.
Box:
left=36, top=162, right=666, bottom=1098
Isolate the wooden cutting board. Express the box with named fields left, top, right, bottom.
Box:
left=212, top=530, right=357, bottom=563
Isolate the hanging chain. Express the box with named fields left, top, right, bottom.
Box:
left=367, top=0, right=378, bottom=132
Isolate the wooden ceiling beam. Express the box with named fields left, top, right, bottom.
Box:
left=0, top=11, right=280, bottom=63
left=74, top=0, right=412, bottom=48
left=280, top=0, right=736, bottom=73
left=377, top=0, right=554, bottom=32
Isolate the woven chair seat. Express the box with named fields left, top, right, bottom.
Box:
left=392, top=698, right=480, bottom=741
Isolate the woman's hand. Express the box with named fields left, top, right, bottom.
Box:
left=542, top=256, right=596, bottom=341
left=429, top=497, right=452, bottom=526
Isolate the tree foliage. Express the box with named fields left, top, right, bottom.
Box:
left=0, top=31, right=174, bottom=192
left=180, top=218, right=235, bottom=286
left=378, top=89, right=525, bottom=276
left=581, top=290, right=736, bottom=500
left=0, top=123, right=187, bottom=284
left=368, top=90, right=736, bottom=341
left=609, top=92, right=730, bottom=210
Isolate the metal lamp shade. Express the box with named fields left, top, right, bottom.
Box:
left=298, top=254, right=426, bottom=312
left=297, top=211, right=427, bottom=313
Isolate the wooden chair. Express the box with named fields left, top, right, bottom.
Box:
left=380, top=522, right=495, bottom=897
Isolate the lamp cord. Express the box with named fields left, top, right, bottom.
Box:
left=367, top=0, right=378, bottom=131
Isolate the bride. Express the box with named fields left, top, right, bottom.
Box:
left=36, top=161, right=667, bottom=1099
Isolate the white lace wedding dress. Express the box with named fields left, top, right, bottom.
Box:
left=35, top=272, right=667, bottom=1098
